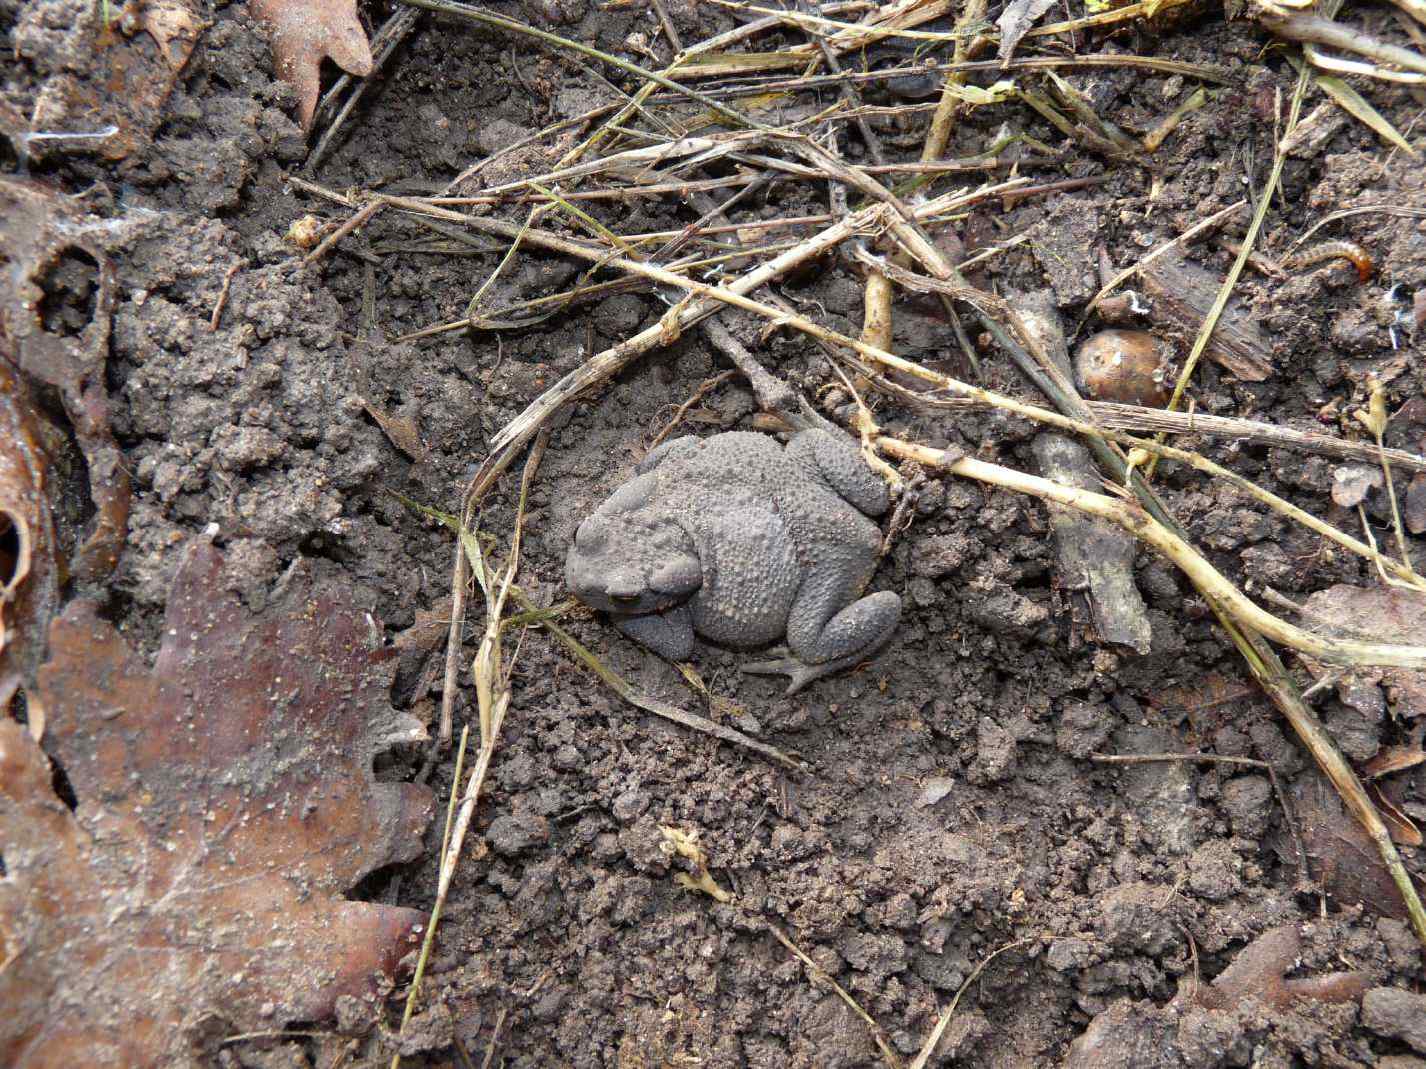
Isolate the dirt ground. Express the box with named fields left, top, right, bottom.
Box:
left=5, top=0, right=1426, bottom=1065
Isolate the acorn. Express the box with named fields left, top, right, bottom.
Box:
left=1074, top=329, right=1173, bottom=407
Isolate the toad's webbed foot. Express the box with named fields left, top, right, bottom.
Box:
left=740, top=649, right=878, bottom=696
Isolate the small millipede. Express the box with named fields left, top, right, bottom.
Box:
left=1284, top=240, right=1374, bottom=282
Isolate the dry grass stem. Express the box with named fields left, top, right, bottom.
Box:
left=909, top=941, right=1028, bottom=1069
left=874, top=377, right=1426, bottom=588
left=388, top=723, right=470, bottom=1069
left=515, top=590, right=807, bottom=771
left=877, top=437, right=1426, bottom=668
left=1085, top=199, right=1247, bottom=314
left=1080, top=400, right=1426, bottom=475
left=379, top=188, right=969, bottom=495
left=388, top=440, right=543, bottom=1066
left=1260, top=11, right=1426, bottom=76
left=880, top=436, right=1426, bottom=943
left=919, top=0, right=988, bottom=168
left=378, top=187, right=1425, bottom=595
left=649, top=370, right=739, bottom=449
left=767, top=924, right=904, bottom=1069
left=1147, top=64, right=1309, bottom=479
left=309, top=6, right=421, bottom=170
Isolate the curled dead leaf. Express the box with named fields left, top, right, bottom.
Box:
left=0, top=178, right=131, bottom=582
left=997, top=0, right=1058, bottom=61
left=1363, top=744, right=1426, bottom=779
left=361, top=397, right=427, bottom=460
left=0, top=541, right=434, bottom=1065
left=0, top=361, right=58, bottom=713
left=1368, top=783, right=1423, bottom=847
left=251, top=0, right=375, bottom=131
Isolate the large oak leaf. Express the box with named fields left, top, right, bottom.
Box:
left=0, top=541, right=434, bottom=1068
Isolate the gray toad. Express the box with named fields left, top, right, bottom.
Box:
left=566, top=430, right=902, bottom=693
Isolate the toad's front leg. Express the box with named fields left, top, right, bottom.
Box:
left=613, top=604, right=695, bottom=661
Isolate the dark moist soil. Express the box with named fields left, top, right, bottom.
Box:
left=7, top=0, right=1426, bottom=1064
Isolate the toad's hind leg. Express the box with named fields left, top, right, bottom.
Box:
left=741, top=565, right=900, bottom=694
left=787, top=429, right=889, bottom=517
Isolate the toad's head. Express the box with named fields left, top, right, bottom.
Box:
left=566, top=473, right=702, bottom=616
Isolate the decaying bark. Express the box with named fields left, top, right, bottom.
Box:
left=1017, top=293, right=1153, bottom=654
left=1031, top=434, right=1154, bottom=653
left=1139, top=249, right=1274, bottom=381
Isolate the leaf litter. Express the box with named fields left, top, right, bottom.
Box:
left=1284, top=768, right=1420, bottom=919
left=8, top=0, right=202, bottom=164
left=0, top=177, right=132, bottom=585
left=8, top=0, right=1426, bottom=1066
left=0, top=360, right=57, bottom=718
left=0, top=540, right=434, bottom=1067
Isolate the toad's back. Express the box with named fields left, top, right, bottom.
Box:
left=645, top=431, right=880, bottom=550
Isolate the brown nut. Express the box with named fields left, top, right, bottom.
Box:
left=1074, top=329, right=1173, bottom=407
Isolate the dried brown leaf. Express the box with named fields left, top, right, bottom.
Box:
left=1302, top=584, right=1426, bottom=719
left=362, top=397, right=427, bottom=461
left=0, top=541, right=435, bottom=1067
left=1286, top=769, right=1418, bottom=919
left=0, top=362, right=58, bottom=714
left=1363, top=744, right=1426, bottom=779
left=251, top=0, right=375, bottom=131
left=394, top=596, right=455, bottom=653
left=1369, top=783, right=1423, bottom=847
left=997, top=0, right=1059, bottom=61
left=1151, top=673, right=1260, bottom=733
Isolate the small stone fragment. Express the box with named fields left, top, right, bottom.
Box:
left=487, top=811, right=550, bottom=856
left=917, top=777, right=955, bottom=808
left=1330, top=464, right=1383, bottom=509
left=1363, top=987, right=1426, bottom=1052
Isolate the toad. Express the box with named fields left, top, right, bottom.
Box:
left=566, top=430, right=901, bottom=693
